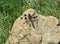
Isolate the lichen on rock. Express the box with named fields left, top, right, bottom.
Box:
left=5, top=9, right=60, bottom=44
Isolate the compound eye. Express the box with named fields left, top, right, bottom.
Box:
left=25, top=17, right=27, bottom=19
left=24, top=14, right=27, bottom=16
left=57, top=23, right=60, bottom=26
left=32, top=14, right=34, bottom=16
left=32, top=17, right=35, bottom=19
left=29, top=14, right=30, bottom=16
left=36, top=16, right=38, bottom=18
left=20, top=17, right=23, bottom=19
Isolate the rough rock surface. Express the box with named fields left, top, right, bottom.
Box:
left=5, top=9, right=60, bottom=44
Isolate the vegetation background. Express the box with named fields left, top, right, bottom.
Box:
left=0, top=0, right=60, bottom=44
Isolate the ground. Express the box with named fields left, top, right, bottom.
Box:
left=0, top=0, right=60, bottom=44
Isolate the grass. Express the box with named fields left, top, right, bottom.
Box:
left=0, top=0, right=60, bottom=44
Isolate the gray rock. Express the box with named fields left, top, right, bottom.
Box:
left=5, top=9, right=60, bottom=44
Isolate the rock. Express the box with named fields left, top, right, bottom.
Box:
left=5, top=9, right=60, bottom=44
